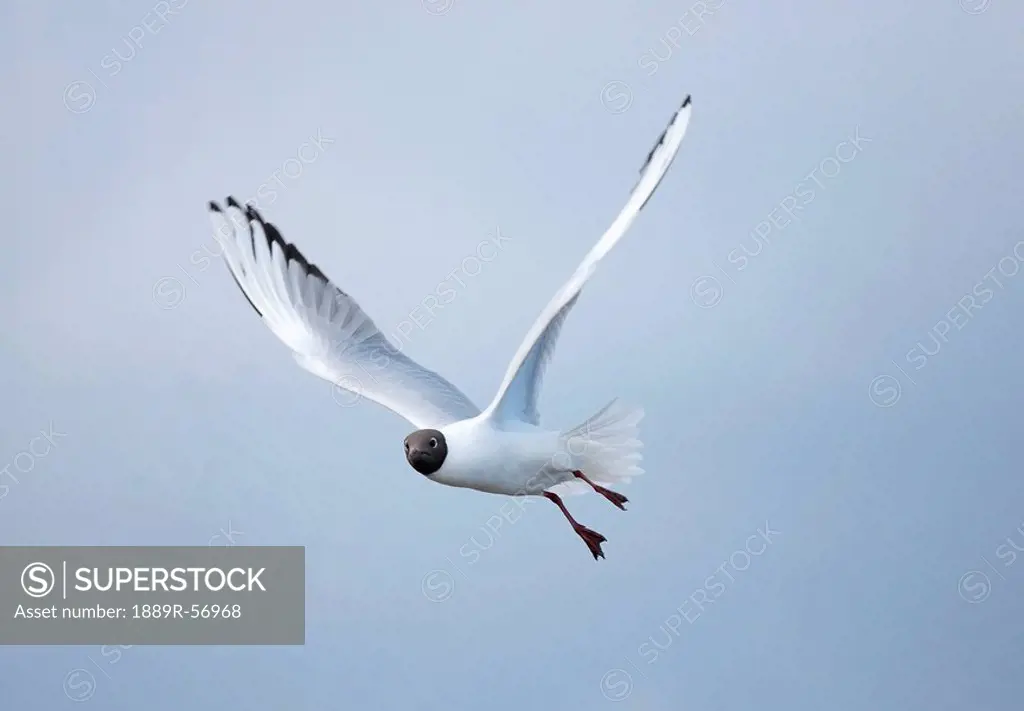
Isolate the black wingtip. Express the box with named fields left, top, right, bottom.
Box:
left=226, top=196, right=241, bottom=209
left=208, top=200, right=221, bottom=212
left=246, top=203, right=266, bottom=225
left=637, top=95, right=692, bottom=176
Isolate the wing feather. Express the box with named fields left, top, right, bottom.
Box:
left=207, top=199, right=480, bottom=430
left=484, top=95, right=693, bottom=425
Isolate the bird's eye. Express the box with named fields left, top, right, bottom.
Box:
left=429, top=438, right=438, bottom=448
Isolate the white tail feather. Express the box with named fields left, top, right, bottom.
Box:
left=547, top=399, right=644, bottom=496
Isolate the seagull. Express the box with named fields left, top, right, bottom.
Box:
left=206, top=95, right=692, bottom=559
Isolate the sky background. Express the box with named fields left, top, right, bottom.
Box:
left=2, top=0, right=1024, bottom=708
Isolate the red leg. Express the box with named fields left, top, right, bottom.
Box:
left=573, top=470, right=628, bottom=511
left=543, top=491, right=607, bottom=560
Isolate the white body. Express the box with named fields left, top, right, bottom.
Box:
left=435, top=418, right=563, bottom=495
left=207, top=96, right=691, bottom=499
left=434, top=396, right=645, bottom=495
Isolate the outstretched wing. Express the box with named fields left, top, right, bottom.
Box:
left=207, top=198, right=480, bottom=429
left=483, top=95, right=693, bottom=425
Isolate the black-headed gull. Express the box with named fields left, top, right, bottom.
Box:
left=207, top=95, right=692, bottom=559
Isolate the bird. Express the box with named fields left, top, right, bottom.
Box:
left=206, top=95, right=692, bottom=559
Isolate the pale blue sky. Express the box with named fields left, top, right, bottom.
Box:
left=3, top=0, right=1024, bottom=708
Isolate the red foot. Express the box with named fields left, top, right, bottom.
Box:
left=574, top=471, right=628, bottom=511
left=543, top=490, right=609, bottom=561
left=574, top=523, right=608, bottom=560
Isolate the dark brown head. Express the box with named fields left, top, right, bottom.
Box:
left=404, top=429, right=447, bottom=475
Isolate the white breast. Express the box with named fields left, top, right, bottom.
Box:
left=431, top=417, right=568, bottom=496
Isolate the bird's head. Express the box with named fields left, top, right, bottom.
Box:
left=403, top=429, right=447, bottom=475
